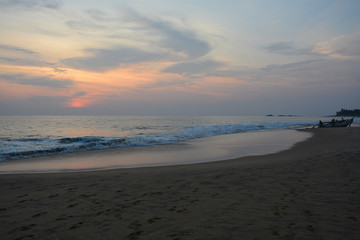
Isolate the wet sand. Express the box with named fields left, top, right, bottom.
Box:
left=0, top=129, right=311, bottom=173
left=0, top=128, right=359, bottom=239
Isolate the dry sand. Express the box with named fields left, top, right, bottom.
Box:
left=0, top=128, right=359, bottom=240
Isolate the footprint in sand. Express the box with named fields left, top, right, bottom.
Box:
left=288, top=222, right=296, bottom=229
left=56, top=215, right=73, bottom=221
left=348, top=216, right=358, bottom=221
left=304, top=210, right=313, bottom=217
left=169, top=206, right=177, bottom=212
left=142, top=191, right=163, bottom=196
left=69, top=221, right=83, bottom=230
left=169, top=206, right=187, bottom=213
left=306, top=225, right=315, bottom=232
left=32, top=212, right=47, bottom=218
left=128, top=221, right=143, bottom=240
left=80, top=193, right=96, bottom=198
left=67, top=203, right=79, bottom=208
left=147, top=217, right=162, bottom=224
left=16, top=193, right=29, bottom=198
left=269, top=225, right=280, bottom=236
left=128, top=230, right=143, bottom=240
left=129, top=221, right=142, bottom=230
left=8, top=224, right=36, bottom=234
left=18, top=197, right=35, bottom=203
left=176, top=208, right=187, bottom=213
left=48, top=193, right=59, bottom=198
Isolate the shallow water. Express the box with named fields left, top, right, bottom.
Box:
left=0, top=129, right=311, bottom=174
left=0, top=115, right=324, bottom=162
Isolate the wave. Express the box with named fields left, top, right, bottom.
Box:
left=0, top=121, right=315, bottom=161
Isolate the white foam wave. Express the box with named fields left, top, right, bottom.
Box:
left=0, top=121, right=315, bottom=161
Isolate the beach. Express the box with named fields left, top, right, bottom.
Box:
left=0, top=127, right=359, bottom=240
left=0, top=129, right=311, bottom=173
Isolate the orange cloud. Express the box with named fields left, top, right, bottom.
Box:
left=313, top=33, right=360, bottom=59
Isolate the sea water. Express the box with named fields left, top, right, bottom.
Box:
left=0, top=115, right=331, bottom=163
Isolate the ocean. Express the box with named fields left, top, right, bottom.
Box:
left=0, top=115, right=333, bottom=163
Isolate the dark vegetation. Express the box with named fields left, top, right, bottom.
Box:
left=335, top=108, right=360, bottom=117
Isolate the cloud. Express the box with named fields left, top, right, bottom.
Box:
left=0, top=57, right=49, bottom=67
left=153, top=20, right=211, bottom=59
left=62, top=47, right=165, bottom=72
left=0, top=0, right=62, bottom=9
left=62, top=8, right=212, bottom=72
left=0, top=44, right=49, bottom=66
left=126, top=10, right=211, bottom=59
left=264, top=42, right=321, bottom=56
left=0, top=44, right=37, bottom=55
left=0, top=74, right=74, bottom=88
left=65, top=20, right=105, bottom=32
left=53, top=67, right=67, bottom=73
left=0, top=95, right=69, bottom=115
left=255, top=58, right=360, bottom=86
left=0, top=57, right=18, bottom=62
left=71, top=91, right=87, bottom=98
left=140, top=76, right=195, bottom=89
left=86, top=9, right=112, bottom=21
left=163, top=60, right=225, bottom=75
left=313, top=32, right=360, bottom=59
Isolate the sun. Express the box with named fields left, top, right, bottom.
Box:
left=69, top=101, right=85, bottom=108
left=65, top=98, right=91, bottom=108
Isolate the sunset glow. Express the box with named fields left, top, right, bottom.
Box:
left=0, top=0, right=359, bottom=115
left=65, top=99, right=91, bottom=108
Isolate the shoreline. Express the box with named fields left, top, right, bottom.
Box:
left=0, top=127, right=359, bottom=239
left=0, top=129, right=311, bottom=174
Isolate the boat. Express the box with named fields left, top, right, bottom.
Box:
left=316, top=117, right=354, bottom=128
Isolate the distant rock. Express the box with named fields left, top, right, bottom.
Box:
left=266, top=114, right=298, bottom=117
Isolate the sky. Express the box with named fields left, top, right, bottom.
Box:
left=0, top=0, right=359, bottom=116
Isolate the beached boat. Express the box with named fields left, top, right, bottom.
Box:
left=316, top=117, right=354, bottom=128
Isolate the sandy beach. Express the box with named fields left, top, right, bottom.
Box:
left=0, top=127, right=359, bottom=240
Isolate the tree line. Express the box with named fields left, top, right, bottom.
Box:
left=335, top=108, right=360, bottom=117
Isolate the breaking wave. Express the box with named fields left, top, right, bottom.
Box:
left=0, top=121, right=314, bottom=161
